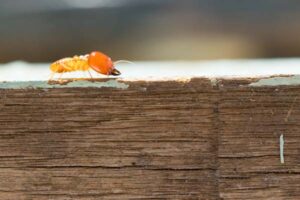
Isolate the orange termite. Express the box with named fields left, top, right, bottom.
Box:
left=50, top=51, right=121, bottom=80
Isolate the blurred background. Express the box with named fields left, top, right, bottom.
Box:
left=1, top=0, right=300, bottom=63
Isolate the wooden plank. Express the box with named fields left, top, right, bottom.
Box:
left=0, top=79, right=219, bottom=199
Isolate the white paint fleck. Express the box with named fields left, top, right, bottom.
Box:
left=280, top=134, right=285, bottom=164
left=210, top=78, right=218, bottom=86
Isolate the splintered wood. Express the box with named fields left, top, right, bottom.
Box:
left=0, top=78, right=299, bottom=199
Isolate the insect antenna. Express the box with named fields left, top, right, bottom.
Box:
left=113, top=60, right=135, bottom=65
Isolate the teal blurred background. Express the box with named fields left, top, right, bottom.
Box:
left=1, top=0, right=300, bottom=62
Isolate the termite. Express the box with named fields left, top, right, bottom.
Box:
left=49, top=51, right=124, bottom=81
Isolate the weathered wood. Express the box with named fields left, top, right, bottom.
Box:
left=218, top=79, right=300, bottom=199
left=0, top=78, right=299, bottom=199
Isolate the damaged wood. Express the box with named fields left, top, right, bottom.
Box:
left=0, top=78, right=299, bottom=199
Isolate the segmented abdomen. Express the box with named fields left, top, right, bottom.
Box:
left=50, top=55, right=90, bottom=73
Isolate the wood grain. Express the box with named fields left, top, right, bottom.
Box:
left=218, top=79, right=300, bottom=200
left=0, top=78, right=299, bottom=199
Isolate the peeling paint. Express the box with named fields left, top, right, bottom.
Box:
left=280, top=134, right=285, bottom=164
left=0, top=79, right=129, bottom=89
left=210, top=78, right=218, bottom=87
left=249, top=75, right=300, bottom=87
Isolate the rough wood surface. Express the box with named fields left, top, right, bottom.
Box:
left=218, top=79, right=300, bottom=200
left=0, top=78, right=299, bottom=199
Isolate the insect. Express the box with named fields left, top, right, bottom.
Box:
left=49, top=51, right=122, bottom=80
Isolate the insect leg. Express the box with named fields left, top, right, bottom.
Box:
left=87, top=70, right=93, bottom=79
left=49, top=72, right=55, bottom=81
left=57, top=73, right=64, bottom=83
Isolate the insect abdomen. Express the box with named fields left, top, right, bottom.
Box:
left=50, top=56, right=90, bottom=73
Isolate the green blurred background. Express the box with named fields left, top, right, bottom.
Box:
left=1, top=0, right=300, bottom=62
